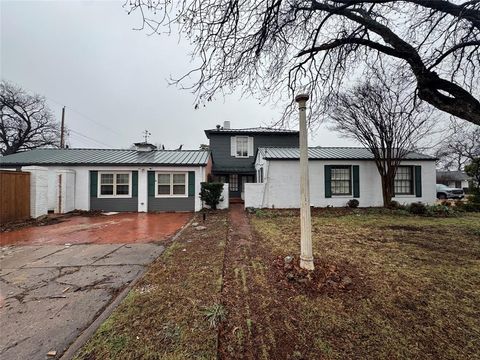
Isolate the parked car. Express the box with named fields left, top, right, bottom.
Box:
left=436, top=184, right=465, bottom=200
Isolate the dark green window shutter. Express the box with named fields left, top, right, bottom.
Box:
left=414, top=166, right=422, bottom=197
left=353, top=165, right=360, bottom=198
left=148, top=171, right=155, bottom=197
left=90, top=171, right=98, bottom=197
left=188, top=171, right=195, bottom=196
left=324, top=165, right=332, bottom=198
left=132, top=171, right=138, bottom=197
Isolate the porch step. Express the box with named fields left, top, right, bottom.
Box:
left=229, top=197, right=244, bottom=204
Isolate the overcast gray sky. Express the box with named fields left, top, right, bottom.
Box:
left=1, top=0, right=353, bottom=149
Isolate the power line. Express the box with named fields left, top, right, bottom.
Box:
left=2, top=78, right=129, bottom=140
left=69, top=129, right=114, bottom=148
left=67, top=134, right=96, bottom=148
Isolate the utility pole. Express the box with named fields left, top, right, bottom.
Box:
left=295, top=93, right=314, bottom=271
left=60, top=106, right=65, bottom=148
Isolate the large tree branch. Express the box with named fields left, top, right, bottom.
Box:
left=428, top=40, right=480, bottom=69
left=297, top=37, right=405, bottom=58
left=308, top=0, right=480, bottom=125
left=328, top=0, right=480, bottom=29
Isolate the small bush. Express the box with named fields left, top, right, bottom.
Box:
left=347, top=199, right=359, bottom=208
left=457, top=200, right=480, bottom=212
left=408, top=202, right=427, bottom=215
left=425, top=204, right=457, bottom=217
left=388, top=200, right=400, bottom=209
left=199, top=182, right=224, bottom=210
left=254, top=208, right=267, bottom=217
left=465, top=188, right=480, bottom=212
left=453, top=201, right=467, bottom=212
left=440, top=200, right=452, bottom=207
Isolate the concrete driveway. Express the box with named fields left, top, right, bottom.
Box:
left=0, top=213, right=191, bottom=359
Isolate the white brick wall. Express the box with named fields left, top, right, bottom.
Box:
left=244, top=183, right=265, bottom=208
left=55, top=170, right=76, bottom=213
left=22, top=166, right=49, bottom=218
left=218, top=183, right=229, bottom=209
left=246, top=159, right=437, bottom=208
left=28, top=165, right=207, bottom=212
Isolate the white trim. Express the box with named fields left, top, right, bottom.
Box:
left=248, top=137, right=254, bottom=157
left=154, top=171, right=189, bottom=198
left=230, top=136, right=236, bottom=157
left=235, top=136, right=250, bottom=158
left=330, top=165, right=353, bottom=197
left=97, top=171, right=132, bottom=198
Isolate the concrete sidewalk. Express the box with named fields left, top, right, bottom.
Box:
left=0, top=243, right=164, bottom=360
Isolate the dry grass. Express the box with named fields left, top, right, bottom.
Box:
left=73, top=208, right=480, bottom=359
left=74, top=211, right=228, bottom=360
left=250, top=209, right=480, bottom=359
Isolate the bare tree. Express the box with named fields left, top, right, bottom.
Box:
left=328, top=73, right=433, bottom=206
left=0, top=81, right=61, bottom=155
left=465, top=157, right=480, bottom=188
left=125, top=0, right=480, bottom=126
left=435, top=120, right=480, bottom=170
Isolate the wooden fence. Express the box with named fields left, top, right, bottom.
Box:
left=0, top=171, right=30, bottom=224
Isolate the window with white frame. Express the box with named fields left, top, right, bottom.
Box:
left=99, top=172, right=131, bottom=197
left=156, top=172, right=187, bottom=197
left=331, top=166, right=352, bottom=195
left=394, top=166, right=414, bottom=195
left=236, top=136, right=249, bottom=157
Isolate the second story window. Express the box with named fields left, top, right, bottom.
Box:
left=236, top=136, right=249, bottom=157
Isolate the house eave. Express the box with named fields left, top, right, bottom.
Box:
left=0, top=162, right=208, bottom=168
left=262, top=157, right=437, bottom=161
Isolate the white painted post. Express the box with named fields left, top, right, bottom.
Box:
left=295, top=93, right=314, bottom=270
left=138, top=168, right=148, bottom=212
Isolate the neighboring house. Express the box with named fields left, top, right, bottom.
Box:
left=245, top=147, right=437, bottom=208
left=436, top=170, right=471, bottom=190
left=205, top=121, right=299, bottom=200
left=0, top=143, right=211, bottom=212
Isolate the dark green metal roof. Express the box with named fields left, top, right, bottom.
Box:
left=257, top=147, right=436, bottom=161
left=0, top=148, right=211, bottom=167
left=205, top=127, right=298, bottom=138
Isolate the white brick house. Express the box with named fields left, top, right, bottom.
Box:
left=245, top=147, right=437, bottom=208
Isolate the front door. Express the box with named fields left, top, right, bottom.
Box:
left=229, top=174, right=241, bottom=198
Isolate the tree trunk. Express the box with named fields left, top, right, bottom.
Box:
left=381, top=175, right=394, bottom=207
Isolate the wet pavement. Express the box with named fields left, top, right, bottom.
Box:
left=0, top=212, right=192, bottom=246
left=0, top=243, right=165, bottom=360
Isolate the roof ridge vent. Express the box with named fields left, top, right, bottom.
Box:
left=134, top=142, right=157, bottom=152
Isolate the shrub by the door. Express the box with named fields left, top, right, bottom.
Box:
left=200, top=182, right=224, bottom=210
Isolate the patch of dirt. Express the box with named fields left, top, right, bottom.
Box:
left=272, top=256, right=369, bottom=298
left=0, top=215, right=64, bottom=232
left=67, top=210, right=104, bottom=217
left=0, top=210, right=104, bottom=233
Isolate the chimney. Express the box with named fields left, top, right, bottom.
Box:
left=223, top=121, right=231, bottom=129
left=134, top=142, right=157, bottom=152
